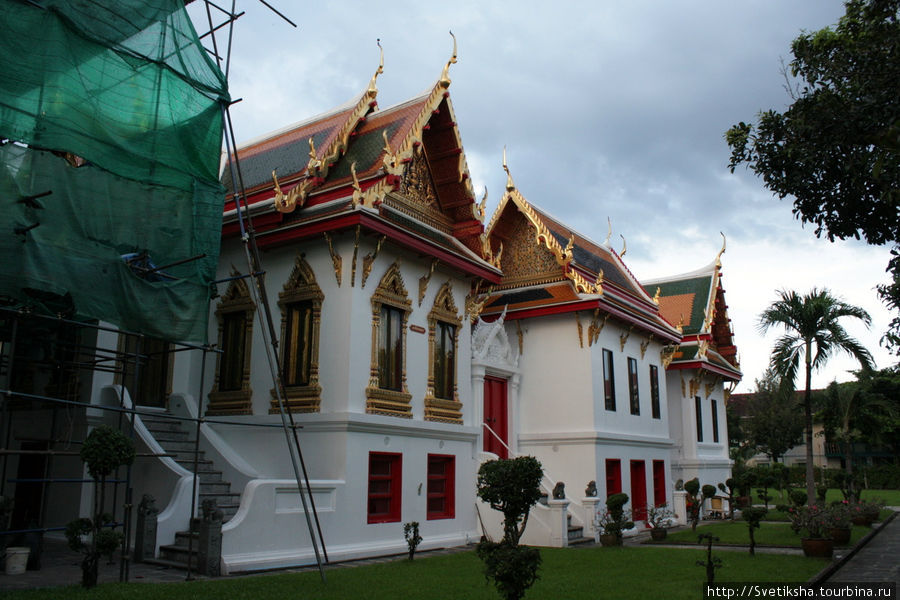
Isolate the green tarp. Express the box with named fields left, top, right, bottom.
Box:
left=0, top=0, right=229, bottom=342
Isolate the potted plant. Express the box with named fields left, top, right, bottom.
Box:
left=596, top=493, right=633, bottom=546
left=790, top=504, right=833, bottom=558
left=645, top=504, right=675, bottom=541
left=850, top=500, right=882, bottom=526
left=827, top=501, right=852, bottom=545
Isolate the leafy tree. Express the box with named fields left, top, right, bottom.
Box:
left=476, top=456, right=544, bottom=600
left=758, top=288, right=874, bottom=505
left=746, top=369, right=804, bottom=462
left=726, top=0, right=900, bottom=349
left=820, top=377, right=895, bottom=500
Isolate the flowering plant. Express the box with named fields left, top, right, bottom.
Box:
left=787, top=504, right=830, bottom=539
left=646, top=503, right=676, bottom=530
left=828, top=501, right=853, bottom=529
left=596, top=508, right=634, bottom=536
left=851, top=500, right=883, bottom=521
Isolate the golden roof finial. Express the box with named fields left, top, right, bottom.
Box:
left=477, top=186, right=488, bottom=222
left=368, top=39, right=384, bottom=96
left=306, top=136, right=319, bottom=172
left=715, top=231, right=726, bottom=268
left=604, top=217, right=612, bottom=245
left=653, top=286, right=661, bottom=304
left=350, top=161, right=363, bottom=207
left=565, top=233, right=575, bottom=260
left=619, top=233, right=627, bottom=257
left=439, top=31, right=457, bottom=88
left=502, top=146, right=516, bottom=191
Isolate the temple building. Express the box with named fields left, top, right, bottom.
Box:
left=0, top=44, right=741, bottom=573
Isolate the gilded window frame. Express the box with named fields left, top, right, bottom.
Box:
left=271, top=254, right=324, bottom=414
left=424, top=281, right=462, bottom=423
left=366, top=261, right=413, bottom=417
left=207, top=274, right=255, bottom=416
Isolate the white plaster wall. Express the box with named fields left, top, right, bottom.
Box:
left=514, top=313, right=593, bottom=434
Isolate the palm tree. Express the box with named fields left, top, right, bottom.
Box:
left=757, top=288, right=874, bottom=505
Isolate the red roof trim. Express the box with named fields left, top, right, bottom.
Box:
left=667, top=360, right=742, bottom=381
left=254, top=211, right=502, bottom=282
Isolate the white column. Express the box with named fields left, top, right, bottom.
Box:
left=582, top=497, right=602, bottom=542
left=547, top=498, right=570, bottom=548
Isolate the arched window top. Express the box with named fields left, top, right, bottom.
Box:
left=429, top=281, right=461, bottom=326
left=372, top=261, right=411, bottom=310
left=217, top=267, right=255, bottom=314
left=279, top=254, right=323, bottom=305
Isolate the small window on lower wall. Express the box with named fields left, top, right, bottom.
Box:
left=427, top=454, right=455, bottom=520
left=368, top=452, right=402, bottom=524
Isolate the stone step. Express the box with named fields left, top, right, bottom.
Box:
left=158, top=542, right=197, bottom=564
left=176, top=458, right=215, bottom=472
left=567, top=525, right=584, bottom=541
left=148, top=429, right=192, bottom=443
left=199, top=481, right=232, bottom=495
left=140, top=416, right=187, bottom=433
left=143, top=556, right=196, bottom=570
left=155, top=439, right=203, bottom=454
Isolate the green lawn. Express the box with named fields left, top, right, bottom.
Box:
left=3, top=546, right=827, bottom=600
left=766, top=488, right=900, bottom=506
left=666, top=521, right=868, bottom=547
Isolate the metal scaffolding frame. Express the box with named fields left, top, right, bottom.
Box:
left=0, top=0, right=328, bottom=584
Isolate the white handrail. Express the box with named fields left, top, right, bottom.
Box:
left=481, top=422, right=558, bottom=496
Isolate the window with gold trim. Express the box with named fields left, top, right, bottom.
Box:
left=272, top=254, right=323, bottom=414
left=425, top=282, right=462, bottom=423
left=207, top=273, right=255, bottom=416
left=366, top=262, right=412, bottom=417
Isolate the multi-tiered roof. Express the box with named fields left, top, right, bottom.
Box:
left=220, top=41, right=500, bottom=283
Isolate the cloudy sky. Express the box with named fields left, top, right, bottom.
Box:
left=188, top=1, right=896, bottom=393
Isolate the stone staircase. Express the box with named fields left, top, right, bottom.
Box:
left=140, top=413, right=240, bottom=569
left=537, top=494, right=594, bottom=545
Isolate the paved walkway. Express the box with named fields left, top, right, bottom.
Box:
left=2, top=512, right=897, bottom=592
left=824, top=510, right=899, bottom=586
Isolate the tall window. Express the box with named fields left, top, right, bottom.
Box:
left=426, top=283, right=462, bottom=422
left=275, top=254, right=323, bottom=413
left=602, top=349, right=616, bottom=411
left=367, top=262, right=412, bottom=417
left=427, top=454, right=455, bottom=520
left=605, top=458, right=622, bottom=496
left=220, top=312, right=247, bottom=391
left=378, top=305, right=404, bottom=390
left=628, top=357, right=640, bottom=415
left=208, top=273, right=255, bottom=416
left=711, top=399, right=720, bottom=443
left=368, top=452, right=402, bottom=523
left=649, top=364, right=660, bottom=419
left=695, top=396, right=704, bottom=442
left=283, top=300, right=314, bottom=387
left=652, top=460, right=666, bottom=507
left=433, top=322, right=456, bottom=399
left=118, top=335, right=172, bottom=408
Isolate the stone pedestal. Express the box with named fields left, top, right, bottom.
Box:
left=198, top=519, right=222, bottom=576
left=673, top=490, right=688, bottom=526
left=133, top=496, right=158, bottom=563
left=547, top=498, right=570, bottom=548
left=582, top=497, right=602, bottom=542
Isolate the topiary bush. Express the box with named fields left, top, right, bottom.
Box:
left=476, top=456, right=544, bottom=600
left=65, top=425, right=135, bottom=588
left=742, top=507, right=768, bottom=555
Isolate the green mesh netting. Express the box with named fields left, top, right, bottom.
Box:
left=0, top=0, right=229, bottom=342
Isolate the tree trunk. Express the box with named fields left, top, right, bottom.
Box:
left=804, top=345, right=815, bottom=506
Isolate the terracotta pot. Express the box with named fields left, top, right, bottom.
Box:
left=801, top=537, right=834, bottom=558
left=650, top=528, right=667, bottom=541
left=599, top=533, right=621, bottom=547
left=829, top=527, right=851, bottom=545
left=851, top=515, right=875, bottom=527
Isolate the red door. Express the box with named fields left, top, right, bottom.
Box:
left=630, top=460, right=647, bottom=522
left=483, top=376, right=508, bottom=459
